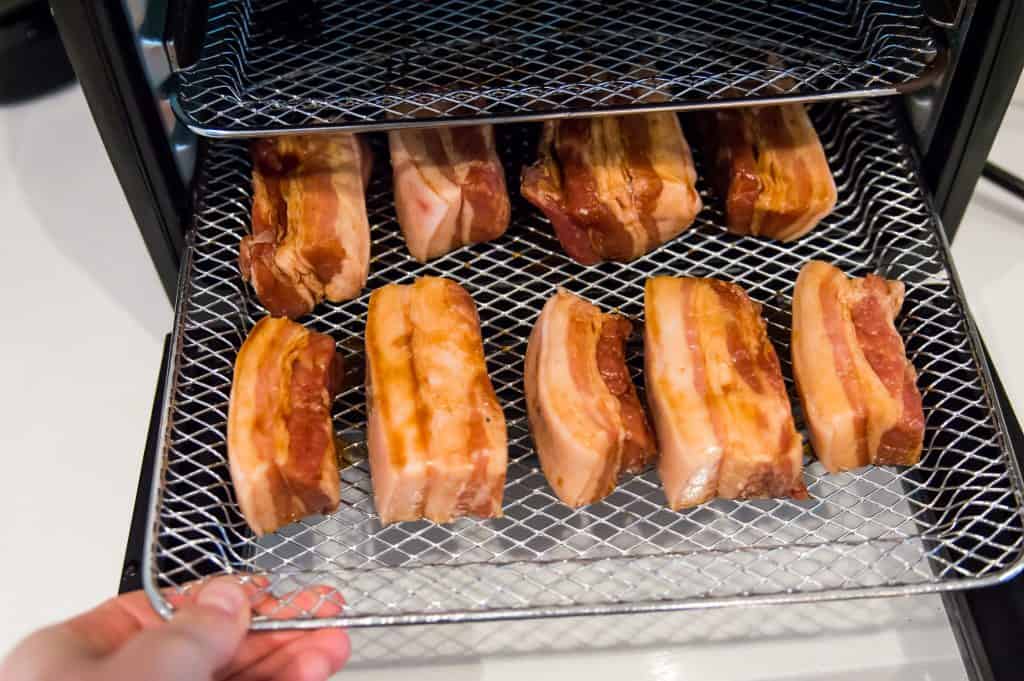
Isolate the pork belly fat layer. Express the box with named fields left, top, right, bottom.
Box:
left=792, top=261, right=924, bottom=473
left=521, top=112, right=701, bottom=264
left=240, top=134, right=371, bottom=318
left=697, top=104, right=836, bottom=242
left=390, top=125, right=510, bottom=262
left=644, top=276, right=806, bottom=509
left=365, top=277, right=508, bottom=524
left=525, top=289, right=656, bottom=507
left=227, top=317, right=342, bottom=536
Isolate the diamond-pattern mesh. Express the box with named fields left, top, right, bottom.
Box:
left=172, top=0, right=941, bottom=136
left=146, top=98, right=1024, bottom=629
left=344, top=596, right=945, bottom=666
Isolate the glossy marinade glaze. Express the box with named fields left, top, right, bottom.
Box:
left=390, top=124, right=510, bottom=262
left=365, top=277, right=508, bottom=524
left=227, top=317, right=343, bottom=536
left=241, top=133, right=371, bottom=318
left=792, top=261, right=924, bottom=472
left=525, top=289, right=656, bottom=507
left=645, top=276, right=806, bottom=509
left=697, top=104, right=836, bottom=242
left=522, top=112, right=702, bottom=264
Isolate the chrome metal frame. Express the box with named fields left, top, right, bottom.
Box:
left=170, top=0, right=944, bottom=137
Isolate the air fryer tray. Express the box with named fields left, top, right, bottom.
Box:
left=171, top=0, right=943, bottom=137
left=145, top=98, right=1024, bottom=629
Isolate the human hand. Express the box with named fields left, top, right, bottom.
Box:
left=0, top=578, right=349, bottom=681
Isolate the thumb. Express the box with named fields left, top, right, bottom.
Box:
left=99, top=579, right=251, bottom=681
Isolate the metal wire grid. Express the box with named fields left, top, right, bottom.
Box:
left=146, top=97, right=1024, bottom=628
left=171, top=0, right=942, bottom=136
left=345, top=596, right=946, bottom=666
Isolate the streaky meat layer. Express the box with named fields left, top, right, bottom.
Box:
left=525, top=289, right=656, bottom=507
left=697, top=103, right=836, bottom=242
left=365, top=277, right=507, bottom=524
left=227, top=316, right=343, bottom=536
left=240, top=133, right=371, bottom=318
left=521, top=112, right=702, bottom=264
left=389, top=125, right=511, bottom=262
left=644, top=276, right=806, bottom=509
left=792, top=260, right=924, bottom=473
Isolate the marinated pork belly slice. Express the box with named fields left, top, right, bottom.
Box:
left=389, top=125, right=511, bottom=262
left=365, top=277, right=507, bottom=524
left=227, top=317, right=343, bottom=536
left=521, top=112, right=702, bottom=265
left=525, top=290, right=656, bottom=507
left=792, top=261, right=924, bottom=473
left=239, top=133, right=372, bottom=319
left=644, top=277, right=806, bottom=509
left=697, top=103, right=836, bottom=242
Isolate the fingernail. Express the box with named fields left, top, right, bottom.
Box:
left=197, top=579, right=248, bottom=616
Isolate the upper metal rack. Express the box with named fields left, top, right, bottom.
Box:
left=170, top=0, right=944, bottom=137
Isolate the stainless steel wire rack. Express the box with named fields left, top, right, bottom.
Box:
left=170, top=0, right=943, bottom=137
left=344, top=596, right=945, bottom=667
left=145, top=98, right=1024, bottom=629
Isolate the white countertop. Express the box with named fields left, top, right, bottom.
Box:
left=0, top=85, right=168, bottom=643
left=1, top=82, right=1022, bottom=680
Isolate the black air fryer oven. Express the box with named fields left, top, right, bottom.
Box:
left=51, top=2, right=1024, bottom=679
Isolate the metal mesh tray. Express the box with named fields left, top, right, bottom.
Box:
left=171, top=0, right=943, bottom=137
left=145, top=98, right=1024, bottom=628
left=344, top=596, right=946, bottom=667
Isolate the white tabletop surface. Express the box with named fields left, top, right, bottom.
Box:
left=1, top=81, right=1022, bottom=680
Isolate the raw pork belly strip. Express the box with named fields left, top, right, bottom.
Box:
left=524, top=290, right=657, bottom=507
left=644, top=277, right=807, bottom=509
left=696, top=103, right=836, bottom=242
left=227, top=317, right=343, bottom=536
left=365, top=277, right=507, bottom=524
left=791, top=261, right=925, bottom=473
left=240, top=133, right=371, bottom=319
left=389, top=125, right=511, bottom=262
left=521, top=112, right=702, bottom=265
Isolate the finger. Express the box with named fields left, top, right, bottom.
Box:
left=216, top=629, right=307, bottom=674
left=253, top=585, right=344, bottom=620
left=284, top=653, right=332, bottom=681
left=63, top=592, right=154, bottom=654
left=165, top=575, right=271, bottom=611
left=220, top=584, right=344, bottom=673
left=147, top=580, right=345, bottom=678
left=232, top=650, right=331, bottom=681
left=165, top=577, right=339, bottom=621
left=219, top=623, right=348, bottom=679
left=61, top=577, right=271, bottom=656
left=0, top=623, right=99, bottom=680
left=97, top=578, right=251, bottom=681
left=225, top=628, right=350, bottom=681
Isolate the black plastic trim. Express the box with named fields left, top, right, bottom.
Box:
left=943, top=587, right=996, bottom=681
left=51, top=3, right=187, bottom=302
left=941, top=342, right=1024, bottom=681
left=923, top=0, right=968, bottom=30
left=120, top=335, right=171, bottom=594
left=164, top=0, right=209, bottom=72
left=925, top=0, right=1024, bottom=238
left=981, top=162, right=1024, bottom=202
